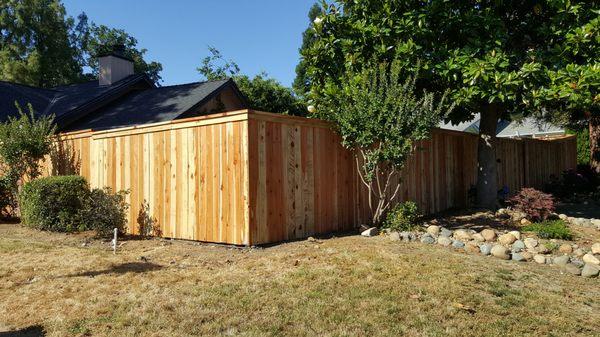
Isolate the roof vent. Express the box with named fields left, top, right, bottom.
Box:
left=98, top=44, right=134, bottom=86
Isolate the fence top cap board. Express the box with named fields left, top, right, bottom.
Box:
left=55, top=109, right=336, bottom=140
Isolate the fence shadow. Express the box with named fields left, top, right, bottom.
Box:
left=65, top=262, right=163, bottom=278
left=49, top=140, right=81, bottom=176
left=0, top=325, right=45, bottom=337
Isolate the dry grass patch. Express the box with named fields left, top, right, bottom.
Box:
left=0, top=223, right=599, bottom=336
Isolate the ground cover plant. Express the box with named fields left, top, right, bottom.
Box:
left=522, top=220, right=574, bottom=240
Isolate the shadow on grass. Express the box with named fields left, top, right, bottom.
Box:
left=65, top=262, right=163, bottom=278
left=0, top=325, right=45, bottom=336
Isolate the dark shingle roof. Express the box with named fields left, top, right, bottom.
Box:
left=0, top=76, right=244, bottom=132
left=0, top=81, right=56, bottom=118
left=64, top=79, right=233, bottom=131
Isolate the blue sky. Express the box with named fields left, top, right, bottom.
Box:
left=62, top=0, right=317, bottom=87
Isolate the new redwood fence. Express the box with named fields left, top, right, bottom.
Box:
left=45, top=109, right=577, bottom=245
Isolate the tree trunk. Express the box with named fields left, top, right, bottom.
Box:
left=590, top=114, right=600, bottom=174
left=476, top=105, right=499, bottom=209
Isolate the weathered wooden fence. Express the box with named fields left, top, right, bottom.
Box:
left=45, top=109, right=577, bottom=245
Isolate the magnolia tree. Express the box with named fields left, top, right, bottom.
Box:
left=300, top=0, right=598, bottom=208
left=316, top=61, right=451, bottom=225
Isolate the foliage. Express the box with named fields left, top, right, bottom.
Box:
left=0, top=104, right=56, bottom=211
left=544, top=166, right=600, bottom=199
left=136, top=200, right=161, bottom=237
left=0, top=2, right=162, bottom=87
left=382, top=201, right=421, bottom=232
left=522, top=220, right=573, bottom=240
left=80, top=187, right=129, bottom=238
left=197, top=47, right=306, bottom=115
left=0, top=0, right=82, bottom=87
left=508, top=188, right=555, bottom=222
left=19, top=175, right=89, bottom=232
left=317, top=60, right=449, bottom=224
left=293, top=3, right=323, bottom=98
left=567, top=128, right=590, bottom=165
left=301, top=0, right=598, bottom=208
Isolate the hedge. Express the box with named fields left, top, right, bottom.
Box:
left=19, top=175, right=89, bottom=232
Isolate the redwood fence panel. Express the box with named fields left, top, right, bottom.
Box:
left=44, top=109, right=577, bottom=245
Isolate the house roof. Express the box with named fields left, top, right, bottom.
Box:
left=64, top=79, right=236, bottom=131
left=0, top=76, right=245, bottom=132
left=439, top=113, right=564, bottom=137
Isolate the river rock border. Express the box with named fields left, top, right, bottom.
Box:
left=369, top=226, right=600, bottom=278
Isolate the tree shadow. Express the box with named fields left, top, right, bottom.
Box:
left=0, top=325, right=45, bottom=337
left=49, top=139, right=81, bottom=176
left=65, top=262, right=163, bottom=278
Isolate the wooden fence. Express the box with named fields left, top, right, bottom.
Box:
left=45, top=109, right=577, bottom=245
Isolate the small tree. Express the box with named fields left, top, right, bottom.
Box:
left=0, top=103, right=56, bottom=211
left=317, top=61, right=452, bottom=225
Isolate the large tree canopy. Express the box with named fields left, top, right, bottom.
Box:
left=0, top=1, right=163, bottom=87
left=293, top=3, right=323, bottom=98
left=198, top=47, right=305, bottom=116
left=0, top=0, right=82, bottom=87
left=302, top=0, right=599, bottom=207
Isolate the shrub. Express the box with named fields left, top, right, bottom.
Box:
left=544, top=165, right=600, bottom=199
left=382, top=201, right=422, bottom=231
left=136, top=200, right=162, bottom=237
left=522, top=220, right=573, bottom=240
left=0, top=104, right=56, bottom=214
left=80, top=187, right=129, bottom=238
left=19, top=175, right=89, bottom=232
left=508, top=188, right=555, bottom=222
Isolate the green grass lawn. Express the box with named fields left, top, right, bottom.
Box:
left=0, top=223, right=598, bottom=337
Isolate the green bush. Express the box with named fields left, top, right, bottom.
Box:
left=20, top=175, right=89, bottom=232
left=80, top=187, right=129, bottom=238
left=522, top=220, right=573, bottom=240
left=382, top=201, right=422, bottom=231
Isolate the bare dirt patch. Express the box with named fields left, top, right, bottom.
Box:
left=1, top=223, right=599, bottom=336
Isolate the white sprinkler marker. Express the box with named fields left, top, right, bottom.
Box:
left=112, top=228, right=118, bottom=254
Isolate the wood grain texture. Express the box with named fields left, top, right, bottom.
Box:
left=43, top=110, right=576, bottom=245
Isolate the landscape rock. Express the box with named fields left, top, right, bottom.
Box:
left=426, top=225, right=440, bottom=237
left=511, top=240, right=525, bottom=253
left=533, top=254, right=547, bottom=264
left=388, top=232, right=401, bottom=241
left=512, top=211, right=527, bottom=222
left=573, top=248, right=587, bottom=258
left=480, top=229, right=496, bottom=242
left=491, top=245, right=510, bottom=260
left=361, top=227, right=380, bottom=237
left=358, top=224, right=370, bottom=233
left=553, top=255, right=570, bottom=266
left=480, top=244, right=493, bottom=256
left=437, top=237, right=453, bottom=247
left=581, top=263, right=600, bottom=278
left=498, top=233, right=517, bottom=246
left=453, top=229, right=472, bottom=241
left=465, top=242, right=480, bottom=254
left=536, top=244, right=550, bottom=254
left=472, top=233, right=485, bottom=243
left=452, top=240, right=465, bottom=249
left=524, top=238, right=538, bottom=250
left=520, top=218, right=532, bottom=226
left=558, top=214, right=568, bottom=220
left=582, top=253, right=600, bottom=265
left=421, top=234, right=435, bottom=244
left=558, top=244, right=573, bottom=254
left=509, top=231, right=521, bottom=240
left=521, top=251, right=533, bottom=261
left=512, top=253, right=526, bottom=262
left=564, top=263, right=582, bottom=275
left=440, top=227, right=453, bottom=238
left=591, top=243, right=600, bottom=255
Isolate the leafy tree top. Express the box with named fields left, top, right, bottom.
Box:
left=304, top=1, right=598, bottom=123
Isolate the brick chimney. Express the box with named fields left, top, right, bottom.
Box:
left=98, top=44, right=134, bottom=86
